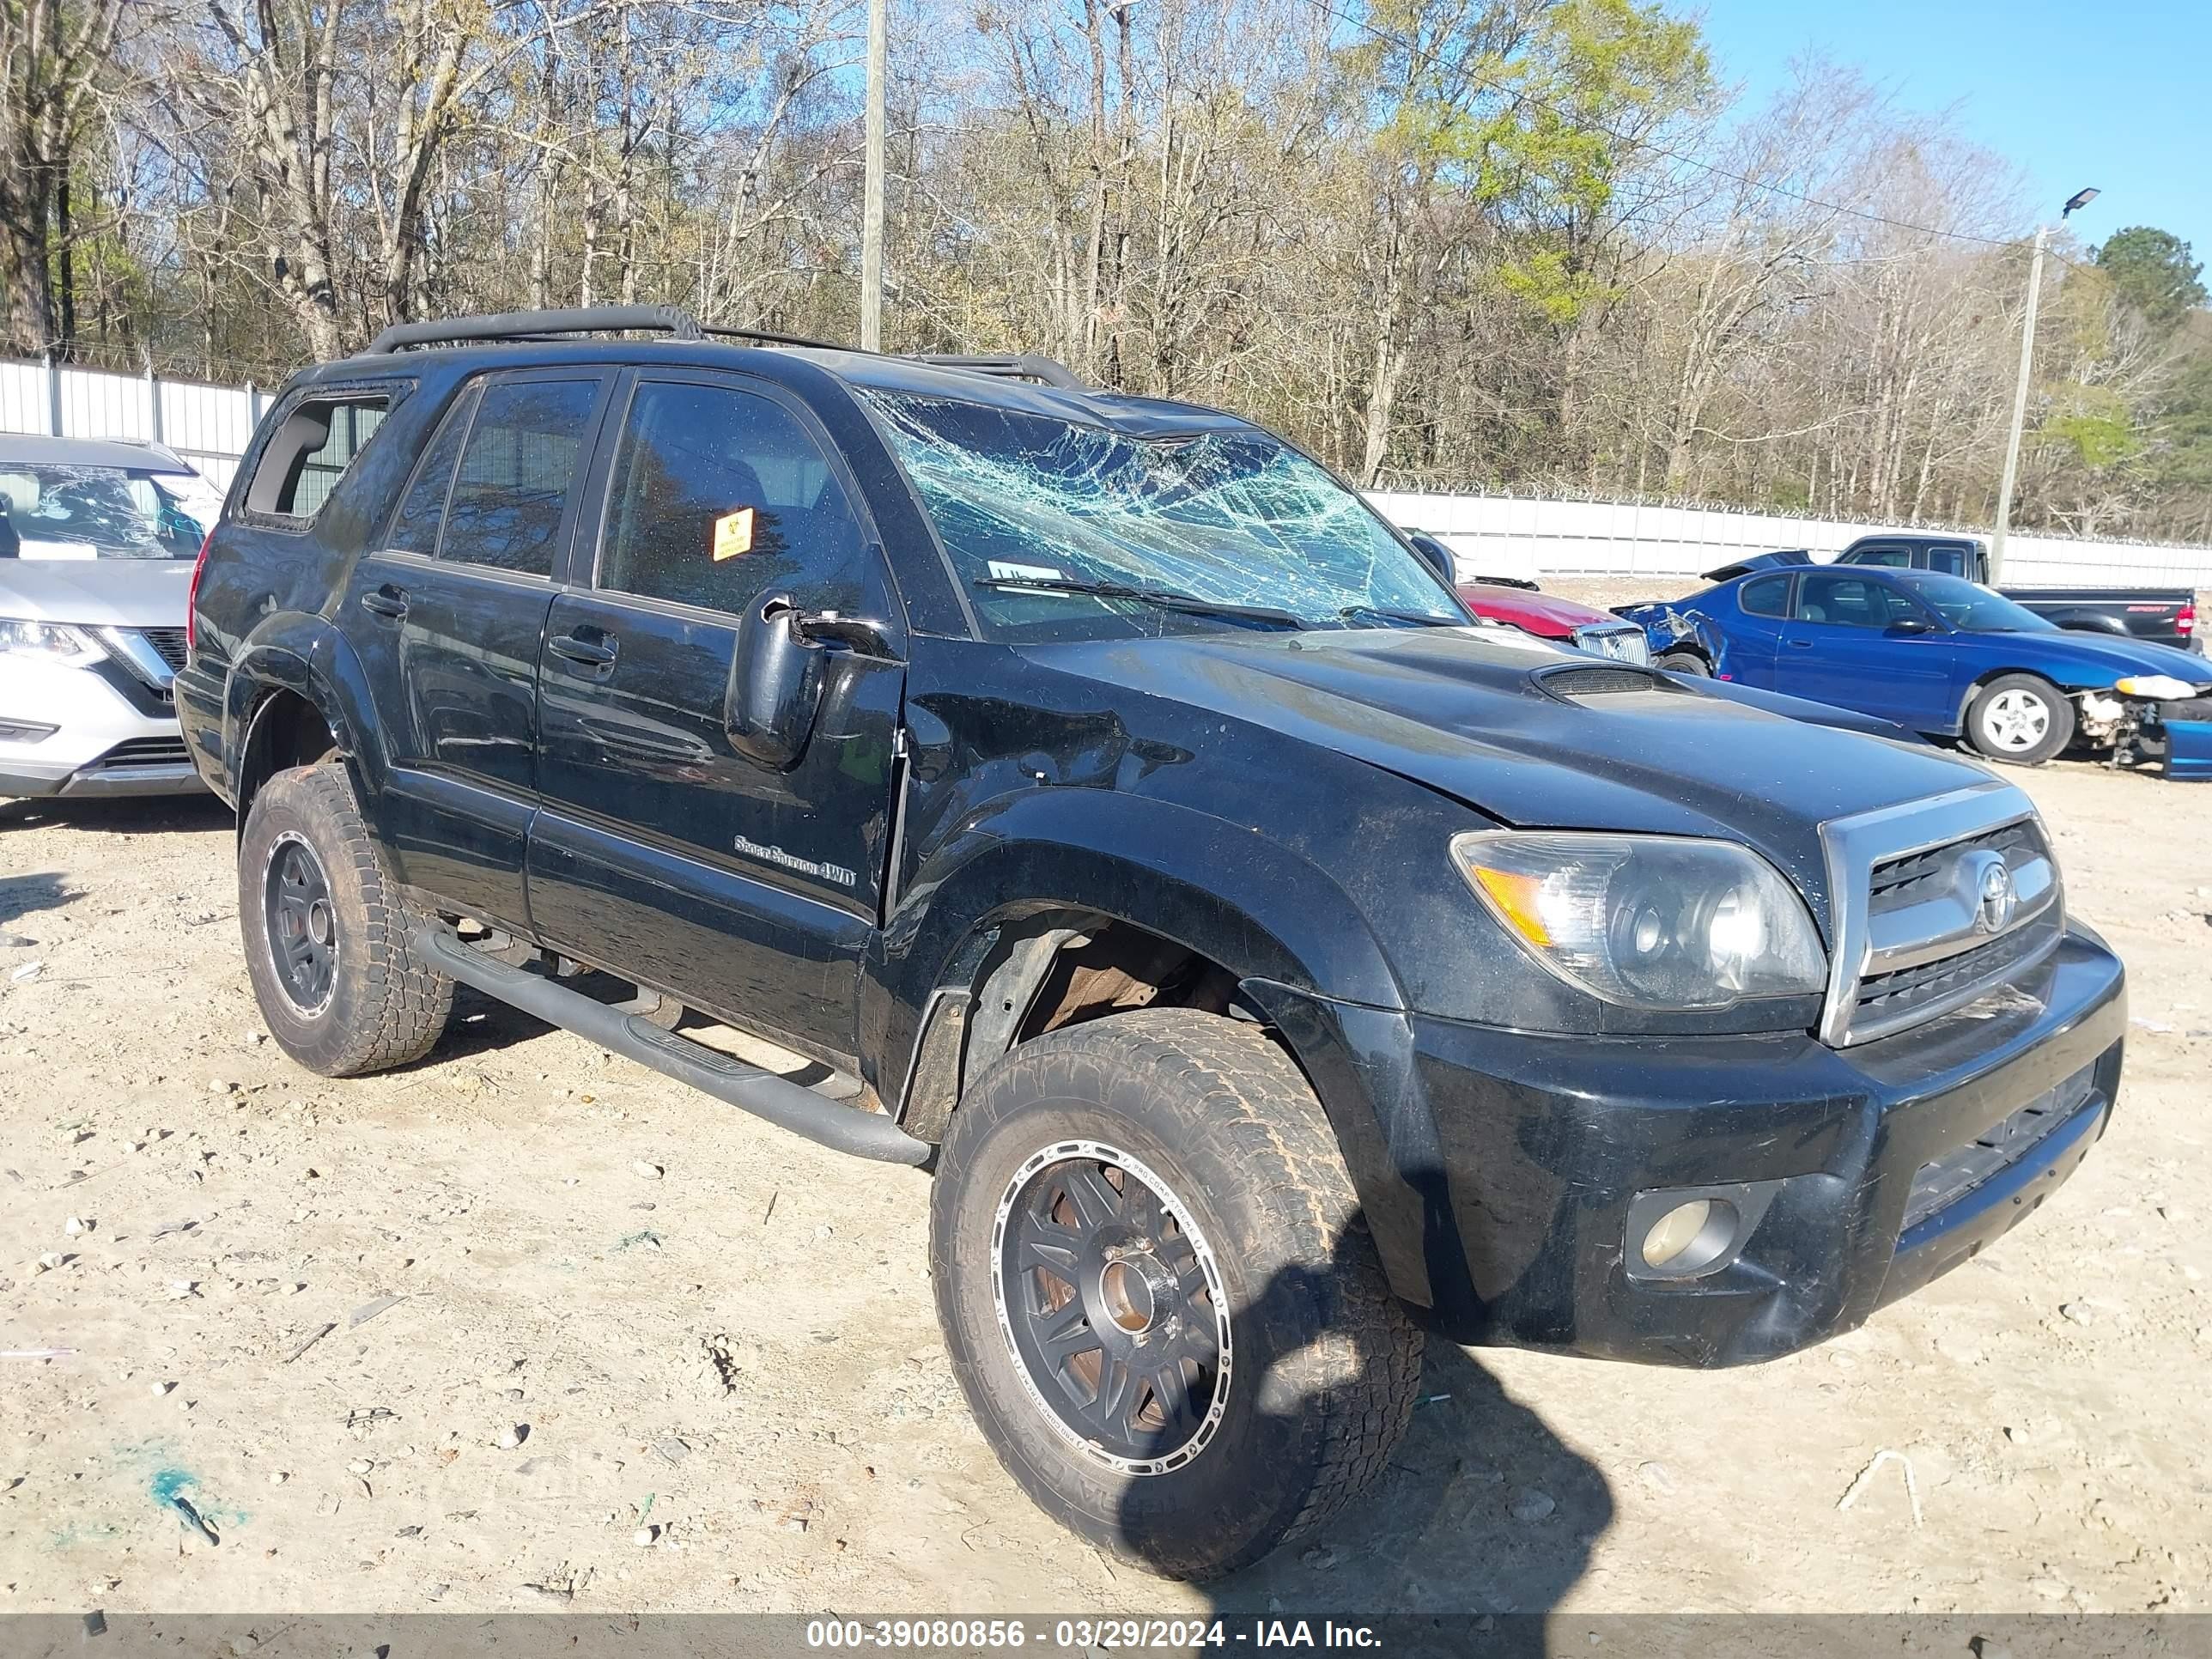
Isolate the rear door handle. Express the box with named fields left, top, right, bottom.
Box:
left=359, top=585, right=409, bottom=621
left=549, top=631, right=618, bottom=668
left=1786, top=639, right=1814, bottom=649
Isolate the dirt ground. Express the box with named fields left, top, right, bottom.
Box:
left=3, top=748, right=2209, bottom=1620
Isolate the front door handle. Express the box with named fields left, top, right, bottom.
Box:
left=549, top=631, right=618, bottom=669
left=1786, top=639, right=1814, bottom=648
left=359, top=585, right=409, bottom=621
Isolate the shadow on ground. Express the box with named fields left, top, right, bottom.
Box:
left=0, top=793, right=233, bottom=838
left=1, top=869, right=81, bottom=929
left=1215, top=1334, right=1608, bottom=1617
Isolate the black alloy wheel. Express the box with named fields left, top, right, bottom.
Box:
left=993, top=1140, right=1231, bottom=1474
left=263, top=829, right=340, bottom=1016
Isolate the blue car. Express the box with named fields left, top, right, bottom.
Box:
left=1620, top=566, right=2212, bottom=772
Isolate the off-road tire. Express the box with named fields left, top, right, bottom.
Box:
left=239, top=763, right=453, bottom=1077
left=930, top=1009, right=1423, bottom=1581
left=1656, top=649, right=1711, bottom=676
left=1966, top=672, right=2075, bottom=765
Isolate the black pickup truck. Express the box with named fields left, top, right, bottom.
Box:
left=1706, top=534, right=2197, bottom=651
left=179, top=308, right=2127, bottom=1580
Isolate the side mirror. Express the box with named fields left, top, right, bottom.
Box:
left=727, top=592, right=829, bottom=771
left=1887, top=617, right=1937, bottom=636
left=1407, top=533, right=1456, bottom=588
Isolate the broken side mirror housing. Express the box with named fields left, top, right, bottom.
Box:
left=727, top=592, right=830, bottom=771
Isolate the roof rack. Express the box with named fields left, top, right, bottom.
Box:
left=361, top=307, right=1085, bottom=388
left=910, top=353, right=1085, bottom=390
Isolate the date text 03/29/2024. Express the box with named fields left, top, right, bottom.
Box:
left=804, top=1620, right=1383, bottom=1650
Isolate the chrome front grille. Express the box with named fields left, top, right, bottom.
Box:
left=1819, top=784, right=2063, bottom=1046
left=93, top=626, right=179, bottom=690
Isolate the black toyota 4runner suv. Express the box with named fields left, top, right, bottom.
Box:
left=179, top=307, right=2127, bottom=1579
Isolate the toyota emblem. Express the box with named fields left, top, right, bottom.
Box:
left=1976, top=860, right=2016, bottom=933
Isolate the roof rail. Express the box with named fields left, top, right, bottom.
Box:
left=911, top=353, right=1084, bottom=390
left=358, top=309, right=1087, bottom=392
left=700, top=322, right=860, bottom=352
left=364, top=305, right=708, bottom=355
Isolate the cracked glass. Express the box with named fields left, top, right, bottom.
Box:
left=862, top=392, right=1465, bottom=642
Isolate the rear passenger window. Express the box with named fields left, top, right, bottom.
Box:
left=1741, top=574, right=1790, bottom=617
left=243, top=392, right=392, bottom=522
left=436, top=379, right=599, bottom=578
left=596, top=379, right=868, bottom=614
left=1927, top=546, right=1966, bottom=575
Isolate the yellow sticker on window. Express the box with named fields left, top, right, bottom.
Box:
left=712, top=507, right=756, bottom=561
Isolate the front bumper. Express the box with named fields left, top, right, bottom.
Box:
left=1263, top=924, right=2124, bottom=1367
left=0, top=657, right=207, bottom=799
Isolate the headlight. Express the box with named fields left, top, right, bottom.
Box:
left=2113, top=674, right=2199, bottom=701
left=1450, top=830, right=1826, bottom=1011
left=0, top=618, right=103, bottom=667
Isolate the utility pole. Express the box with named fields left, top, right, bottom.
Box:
left=860, top=0, right=887, bottom=351
left=1990, top=187, right=2097, bottom=585
left=1989, top=224, right=2047, bottom=586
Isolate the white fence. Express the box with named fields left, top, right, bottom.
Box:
left=0, top=356, right=264, bottom=492
left=5, top=354, right=2207, bottom=590
left=1370, top=490, right=2212, bottom=591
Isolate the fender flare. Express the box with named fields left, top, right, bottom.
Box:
left=222, top=613, right=390, bottom=804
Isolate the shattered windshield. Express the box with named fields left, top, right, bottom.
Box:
left=862, top=392, right=1466, bottom=641
left=0, top=465, right=204, bottom=560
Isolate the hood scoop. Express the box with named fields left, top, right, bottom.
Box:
left=1534, top=664, right=1674, bottom=702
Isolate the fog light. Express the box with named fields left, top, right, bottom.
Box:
left=1640, top=1198, right=1736, bottom=1273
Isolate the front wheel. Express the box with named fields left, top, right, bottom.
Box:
left=1655, top=649, right=1711, bottom=676
left=1966, top=673, right=2075, bottom=765
left=930, top=1010, right=1422, bottom=1581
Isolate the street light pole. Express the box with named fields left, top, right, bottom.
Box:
left=860, top=0, right=887, bottom=352
left=1989, top=187, right=2097, bottom=586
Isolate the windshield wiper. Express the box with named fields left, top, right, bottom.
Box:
left=975, top=575, right=1304, bottom=629
left=1338, top=604, right=1464, bottom=629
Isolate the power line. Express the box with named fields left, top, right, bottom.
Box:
left=1309, top=0, right=2064, bottom=256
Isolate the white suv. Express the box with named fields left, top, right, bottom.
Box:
left=1, top=434, right=222, bottom=799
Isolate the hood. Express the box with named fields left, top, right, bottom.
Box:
left=1454, top=582, right=1620, bottom=635
left=1703, top=550, right=1812, bottom=581
left=2021, top=629, right=2212, bottom=687
left=1036, top=627, right=1997, bottom=921
left=0, top=557, right=196, bottom=627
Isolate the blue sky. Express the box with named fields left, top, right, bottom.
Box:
left=1689, top=0, right=2209, bottom=266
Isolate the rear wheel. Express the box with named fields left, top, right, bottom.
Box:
left=1966, top=673, right=2074, bottom=765
left=239, top=764, right=453, bottom=1076
left=930, top=1010, right=1421, bottom=1580
left=1656, top=649, right=1711, bottom=677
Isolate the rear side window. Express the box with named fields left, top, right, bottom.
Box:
left=242, top=392, right=392, bottom=522
left=1741, top=574, right=1790, bottom=617
left=595, top=379, right=869, bottom=614
left=436, top=378, right=600, bottom=578
left=1850, top=545, right=1911, bottom=568
left=1927, top=545, right=1967, bottom=576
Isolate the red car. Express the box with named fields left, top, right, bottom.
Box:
left=1458, top=581, right=1656, bottom=660
left=1404, top=533, right=1650, bottom=663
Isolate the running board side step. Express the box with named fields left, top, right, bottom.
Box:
left=416, top=926, right=931, bottom=1167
